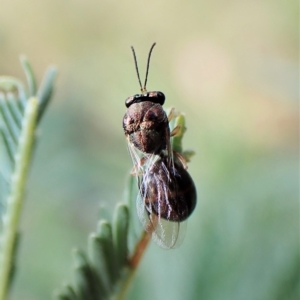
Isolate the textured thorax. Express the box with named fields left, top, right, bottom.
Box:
left=123, top=101, right=169, bottom=154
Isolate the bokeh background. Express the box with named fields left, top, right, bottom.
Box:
left=0, top=0, right=298, bottom=299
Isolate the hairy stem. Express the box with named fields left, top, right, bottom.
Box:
left=0, top=97, right=38, bottom=300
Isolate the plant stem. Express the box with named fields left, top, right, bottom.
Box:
left=129, top=231, right=151, bottom=269
left=115, top=231, right=151, bottom=300
left=0, top=97, right=38, bottom=300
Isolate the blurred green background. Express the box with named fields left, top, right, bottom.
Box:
left=0, top=0, right=298, bottom=299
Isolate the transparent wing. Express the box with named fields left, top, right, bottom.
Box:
left=126, top=136, right=195, bottom=249
left=126, top=137, right=159, bottom=176
left=136, top=157, right=189, bottom=249
left=136, top=192, right=186, bottom=249
left=126, top=139, right=146, bottom=178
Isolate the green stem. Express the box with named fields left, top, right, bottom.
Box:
left=115, top=267, right=137, bottom=300
left=0, top=97, right=38, bottom=300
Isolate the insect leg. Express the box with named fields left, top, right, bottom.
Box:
left=167, top=107, right=176, bottom=122
left=131, top=156, right=149, bottom=176
left=173, top=151, right=188, bottom=170
left=170, top=125, right=181, bottom=137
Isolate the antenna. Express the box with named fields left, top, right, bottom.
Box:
left=131, top=43, right=156, bottom=93
left=143, top=43, right=156, bottom=91
left=131, top=46, right=143, bottom=92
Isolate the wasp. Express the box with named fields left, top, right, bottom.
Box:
left=123, top=43, right=197, bottom=248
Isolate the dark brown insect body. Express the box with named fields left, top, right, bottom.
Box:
left=123, top=92, right=169, bottom=155
left=140, top=157, right=197, bottom=222
left=123, top=43, right=197, bottom=248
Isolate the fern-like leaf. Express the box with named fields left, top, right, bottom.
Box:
left=0, top=57, right=57, bottom=300
left=55, top=202, right=132, bottom=300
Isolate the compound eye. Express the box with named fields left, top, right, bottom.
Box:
left=147, top=91, right=165, bottom=105
left=125, top=91, right=166, bottom=107
left=156, top=92, right=165, bottom=105
left=125, top=96, right=134, bottom=108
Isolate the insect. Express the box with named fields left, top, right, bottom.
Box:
left=123, top=43, right=197, bottom=248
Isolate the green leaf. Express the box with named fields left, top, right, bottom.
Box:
left=73, top=249, right=100, bottom=300
left=36, top=66, right=57, bottom=123
left=0, top=97, right=39, bottom=300
left=55, top=203, right=131, bottom=300
left=112, top=204, right=129, bottom=272
left=20, top=56, right=37, bottom=97
left=0, top=58, right=56, bottom=300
